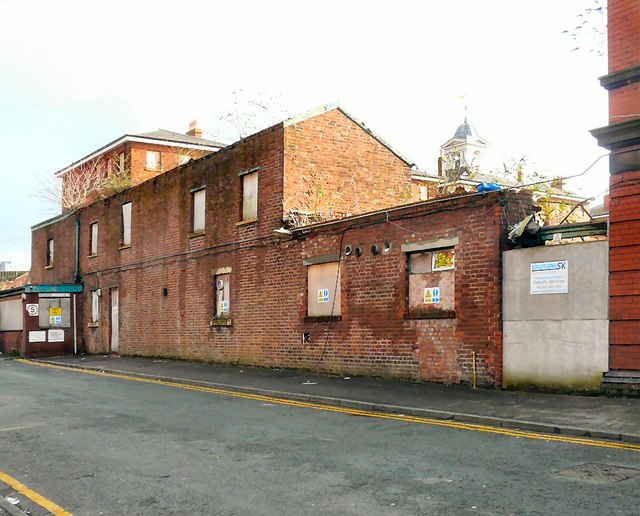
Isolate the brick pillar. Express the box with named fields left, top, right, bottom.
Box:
left=591, top=0, right=640, bottom=371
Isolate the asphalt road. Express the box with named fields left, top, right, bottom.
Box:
left=0, top=360, right=639, bottom=516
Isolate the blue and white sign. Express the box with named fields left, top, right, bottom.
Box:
left=317, top=289, right=330, bottom=303
left=530, top=260, right=568, bottom=295
left=423, top=287, right=440, bottom=304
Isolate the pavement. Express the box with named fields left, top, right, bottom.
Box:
left=24, top=354, right=640, bottom=444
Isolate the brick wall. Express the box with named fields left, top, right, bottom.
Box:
left=283, top=109, right=413, bottom=220
left=31, top=108, right=531, bottom=386
left=608, top=0, right=640, bottom=74
left=606, top=0, right=640, bottom=371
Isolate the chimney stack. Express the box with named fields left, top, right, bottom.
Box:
left=187, top=120, right=203, bottom=139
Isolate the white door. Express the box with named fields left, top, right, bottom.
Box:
left=110, top=288, right=119, bottom=353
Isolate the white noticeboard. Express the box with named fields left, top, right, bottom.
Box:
left=48, top=329, right=65, bottom=342
left=29, top=330, right=46, bottom=342
left=530, top=260, right=568, bottom=295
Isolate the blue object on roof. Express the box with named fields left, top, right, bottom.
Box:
left=476, top=182, right=503, bottom=193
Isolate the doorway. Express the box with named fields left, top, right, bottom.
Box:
left=110, top=288, right=119, bottom=353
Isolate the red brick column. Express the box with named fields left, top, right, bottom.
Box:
left=592, top=0, right=640, bottom=371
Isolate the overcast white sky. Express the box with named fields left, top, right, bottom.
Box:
left=0, top=0, right=608, bottom=269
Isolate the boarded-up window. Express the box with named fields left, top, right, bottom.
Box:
left=242, top=171, right=258, bottom=220
left=46, top=238, right=54, bottom=267
left=146, top=150, right=160, bottom=170
left=89, top=222, right=98, bottom=255
left=91, top=290, right=100, bottom=324
left=192, top=188, right=206, bottom=233
left=408, top=249, right=455, bottom=317
left=0, top=298, right=23, bottom=331
left=215, top=274, right=230, bottom=318
left=122, top=202, right=132, bottom=246
left=38, top=295, right=71, bottom=329
left=307, top=261, right=341, bottom=317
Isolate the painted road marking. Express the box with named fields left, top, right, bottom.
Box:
left=17, top=359, right=640, bottom=453
left=0, top=470, right=72, bottom=516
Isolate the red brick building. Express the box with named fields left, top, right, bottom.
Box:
left=57, top=122, right=224, bottom=211
left=591, top=0, right=640, bottom=377
left=28, top=106, right=531, bottom=386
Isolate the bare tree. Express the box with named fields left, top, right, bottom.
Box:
left=208, top=89, right=290, bottom=143
left=38, top=153, right=131, bottom=213
left=563, top=0, right=606, bottom=57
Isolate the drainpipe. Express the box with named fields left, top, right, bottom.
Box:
left=74, top=216, right=80, bottom=354
left=74, top=217, right=81, bottom=283
left=73, top=293, right=77, bottom=355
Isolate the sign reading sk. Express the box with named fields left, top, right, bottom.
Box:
left=530, top=260, right=568, bottom=295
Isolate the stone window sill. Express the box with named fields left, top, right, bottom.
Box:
left=45, top=265, right=53, bottom=269
left=87, top=254, right=97, bottom=259
left=405, top=310, right=456, bottom=320
left=236, top=218, right=258, bottom=227
left=304, top=315, right=343, bottom=323
left=119, top=244, right=131, bottom=251
left=87, top=322, right=99, bottom=328
left=211, top=318, right=232, bottom=327
left=189, top=231, right=206, bottom=238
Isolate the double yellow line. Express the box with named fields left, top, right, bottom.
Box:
left=17, top=359, right=640, bottom=452
left=3, top=357, right=639, bottom=516
left=0, top=470, right=71, bottom=516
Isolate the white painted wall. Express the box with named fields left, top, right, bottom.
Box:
left=502, top=241, right=608, bottom=390
left=0, top=298, right=23, bottom=331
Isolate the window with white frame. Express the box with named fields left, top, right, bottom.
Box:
left=121, top=202, right=132, bottom=246
left=241, top=170, right=258, bottom=221
left=192, top=188, right=206, bottom=233
left=146, top=150, right=161, bottom=170
left=91, top=290, right=100, bottom=324
left=89, top=222, right=98, bottom=255
left=46, top=238, right=54, bottom=267
left=307, top=261, right=341, bottom=317
left=214, top=273, right=230, bottom=318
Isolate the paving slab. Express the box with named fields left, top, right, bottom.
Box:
left=26, top=355, right=640, bottom=443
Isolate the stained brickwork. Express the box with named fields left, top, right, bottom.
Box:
left=31, top=108, right=532, bottom=386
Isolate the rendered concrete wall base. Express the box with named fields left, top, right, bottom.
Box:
left=503, top=320, right=608, bottom=391
left=503, top=241, right=609, bottom=391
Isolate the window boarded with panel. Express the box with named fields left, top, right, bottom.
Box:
left=307, top=261, right=341, bottom=317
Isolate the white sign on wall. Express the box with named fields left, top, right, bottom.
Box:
left=423, top=287, right=440, bottom=304
left=26, top=304, right=39, bottom=316
left=530, top=260, right=568, bottom=295
left=48, top=329, right=64, bottom=342
left=28, top=331, right=46, bottom=342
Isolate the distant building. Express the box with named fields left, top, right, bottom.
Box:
left=56, top=121, right=225, bottom=212
left=411, top=119, right=590, bottom=226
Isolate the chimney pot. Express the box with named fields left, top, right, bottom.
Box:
left=187, top=120, right=203, bottom=139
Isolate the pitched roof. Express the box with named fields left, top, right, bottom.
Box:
left=55, top=130, right=225, bottom=176
left=132, top=129, right=224, bottom=147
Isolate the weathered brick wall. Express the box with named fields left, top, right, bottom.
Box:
left=606, top=0, right=640, bottom=371
left=283, top=109, right=413, bottom=220
left=31, top=109, right=528, bottom=385
left=69, top=125, right=286, bottom=355
left=31, top=214, right=78, bottom=285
